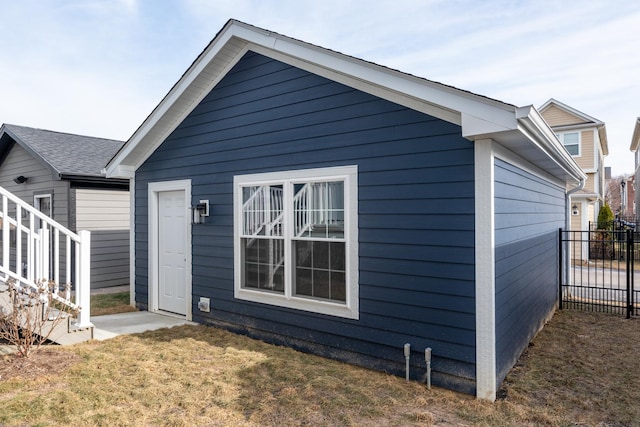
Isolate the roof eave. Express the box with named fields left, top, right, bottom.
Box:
left=0, top=124, right=61, bottom=176
left=539, top=98, right=605, bottom=126
left=598, top=124, right=609, bottom=156
left=60, top=174, right=129, bottom=188
left=513, top=106, right=586, bottom=184
left=630, top=118, right=640, bottom=152
left=488, top=106, right=587, bottom=183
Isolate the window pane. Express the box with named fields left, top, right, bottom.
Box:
left=562, top=133, right=579, bottom=156
left=242, top=237, right=284, bottom=293
left=330, top=241, right=345, bottom=271
left=313, top=241, right=329, bottom=269
left=294, top=181, right=344, bottom=238
left=242, top=185, right=284, bottom=237
left=295, top=240, right=312, bottom=268
left=330, top=272, right=346, bottom=301
left=563, top=132, right=578, bottom=144
left=295, top=267, right=312, bottom=296
left=313, top=270, right=330, bottom=299
left=293, top=240, right=345, bottom=302
left=565, top=144, right=579, bottom=156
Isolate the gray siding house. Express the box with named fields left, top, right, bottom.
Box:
left=106, top=20, right=585, bottom=400
left=0, top=124, right=130, bottom=289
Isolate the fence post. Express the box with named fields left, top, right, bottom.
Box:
left=632, top=231, right=636, bottom=317
left=627, top=229, right=632, bottom=319
left=559, top=228, right=563, bottom=310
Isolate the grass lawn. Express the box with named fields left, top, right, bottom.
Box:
left=91, top=291, right=137, bottom=316
left=0, top=309, right=638, bottom=426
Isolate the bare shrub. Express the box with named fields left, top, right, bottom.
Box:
left=0, top=278, right=77, bottom=358
left=589, top=230, right=614, bottom=260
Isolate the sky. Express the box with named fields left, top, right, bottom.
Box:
left=0, top=0, right=638, bottom=176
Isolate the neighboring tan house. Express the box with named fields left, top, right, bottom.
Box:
left=0, top=124, right=130, bottom=289
left=105, top=20, right=584, bottom=400
left=631, top=118, right=640, bottom=218
left=540, top=99, right=609, bottom=231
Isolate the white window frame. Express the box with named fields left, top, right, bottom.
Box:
left=33, top=193, right=53, bottom=231
left=234, top=165, right=359, bottom=319
left=557, top=131, right=581, bottom=157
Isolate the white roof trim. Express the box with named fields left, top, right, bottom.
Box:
left=105, top=20, right=584, bottom=184
left=539, top=98, right=603, bottom=126
left=631, top=117, right=640, bottom=152
left=515, top=106, right=586, bottom=182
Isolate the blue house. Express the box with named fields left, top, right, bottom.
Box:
left=106, top=20, right=585, bottom=400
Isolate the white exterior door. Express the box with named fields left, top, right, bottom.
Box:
left=158, top=190, right=187, bottom=315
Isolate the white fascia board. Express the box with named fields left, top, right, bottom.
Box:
left=461, top=112, right=516, bottom=139
left=105, top=164, right=135, bottom=179
left=539, top=98, right=603, bottom=126
left=106, top=23, right=242, bottom=176
left=252, top=29, right=517, bottom=132
left=551, top=123, right=598, bottom=132
left=630, top=118, right=640, bottom=151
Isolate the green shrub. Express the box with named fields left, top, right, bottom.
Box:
left=597, top=204, right=614, bottom=230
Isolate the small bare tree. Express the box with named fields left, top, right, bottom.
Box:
left=0, top=278, right=77, bottom=358
left=605, top=174, right=632, bottom=216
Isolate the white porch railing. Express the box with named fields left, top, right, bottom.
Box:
left=0, top=186, right=91, bottom=328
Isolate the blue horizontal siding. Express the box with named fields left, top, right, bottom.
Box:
left=494, top=158, right=564, bottom=384
left=135, top=51, right=476, bottom=394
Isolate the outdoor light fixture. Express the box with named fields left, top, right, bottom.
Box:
left=13, top=176, right=28, bottom=184
left=192, top=200, right=210, bottom=224
left=572, top=205, right=579, bottom=215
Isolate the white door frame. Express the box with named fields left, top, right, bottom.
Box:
left=148, top=180, right=192, bottom=320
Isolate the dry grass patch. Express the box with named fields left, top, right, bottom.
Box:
left=0, top=310, right=639, bottom=426
left=91, top=291, right=137, bottom=316
left=502, top=310, right=640, bottom=426
left=0, top=326, right=446, bottom=426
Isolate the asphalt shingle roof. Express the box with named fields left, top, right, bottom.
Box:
left=3, top=124, right=124, bottom=177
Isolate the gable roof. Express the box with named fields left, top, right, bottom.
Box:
left=539, top=98, right=609, bottom=156
left=106, top=19, right=585, bottom=185
left=0, top=124, right=125, bottom=180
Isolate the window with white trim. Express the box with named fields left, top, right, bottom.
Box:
left=557, top=131, right=580, bottom=156
left=234, top=166, right=358, bottom=319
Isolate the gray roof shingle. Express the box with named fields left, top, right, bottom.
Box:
left=2, top=124, right=124, bottom=177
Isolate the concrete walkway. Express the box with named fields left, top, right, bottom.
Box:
left=0, top=311, right=192, bottom=355
left=89, top=285, right=195, bottom=340
left=1, top=285, right=193, bottom=354
left=92, top=311, right=194, bottom=341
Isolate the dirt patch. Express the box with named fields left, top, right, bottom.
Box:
left=0, top=347, right=81, bottom=382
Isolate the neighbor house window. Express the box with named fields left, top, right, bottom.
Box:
left=234, top=165, right=358, bottom=319
left=558, top=131, right=580, bottom=156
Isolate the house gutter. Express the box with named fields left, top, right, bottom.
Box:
left=514, top=106, right=586, bottom=183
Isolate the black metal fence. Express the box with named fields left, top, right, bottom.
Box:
left=559, top=228, right=639, bottom=318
